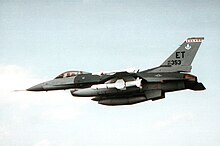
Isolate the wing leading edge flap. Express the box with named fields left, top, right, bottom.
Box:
left=144, top=90, right=165, bottom=101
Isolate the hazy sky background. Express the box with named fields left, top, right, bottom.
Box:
left=0, top=0, right=220, bottom=146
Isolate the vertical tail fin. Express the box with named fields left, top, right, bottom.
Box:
left=149, top=37, right=204, bottom=73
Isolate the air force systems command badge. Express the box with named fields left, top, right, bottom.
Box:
left=185, top=44, right=191, bottom=50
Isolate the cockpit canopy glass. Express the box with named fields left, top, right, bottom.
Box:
left=55, top=71, right=89, bottom=79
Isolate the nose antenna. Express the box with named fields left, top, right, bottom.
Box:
left=13, top=90, right=27, bottom=92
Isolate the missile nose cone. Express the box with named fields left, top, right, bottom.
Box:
left=27, top=83, right=44, bottom=91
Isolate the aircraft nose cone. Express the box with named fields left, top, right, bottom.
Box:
left=27, top=83, right=44, bottom=91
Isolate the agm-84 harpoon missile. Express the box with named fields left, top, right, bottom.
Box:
left=91, top=78, right=142, bottom=90
left=71, top=78, right=142, bottom=97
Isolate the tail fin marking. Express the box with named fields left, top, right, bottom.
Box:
left=149, top=37, right=204, bottom=73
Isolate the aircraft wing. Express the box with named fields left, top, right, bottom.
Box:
left=139, top=77, right=186, bottom=82
left=99, top=71, right=139, bottom=83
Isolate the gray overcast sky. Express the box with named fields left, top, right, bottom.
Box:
left=0, top=0, right=220, bottom=146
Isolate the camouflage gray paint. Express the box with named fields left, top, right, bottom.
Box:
left=27, top=37, right=205, bottom=106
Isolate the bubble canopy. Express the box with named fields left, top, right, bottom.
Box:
left=55, top=71, right=90, bottom=79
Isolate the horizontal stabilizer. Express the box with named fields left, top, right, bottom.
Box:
left=190, top=82, right=206, bottom=90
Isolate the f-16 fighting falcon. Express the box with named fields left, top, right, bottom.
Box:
left=27, top=37, right=205, bottom=106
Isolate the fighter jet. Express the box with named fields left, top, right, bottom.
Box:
left=27, top=37, right=205, bottom=106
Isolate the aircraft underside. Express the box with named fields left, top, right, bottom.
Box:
left=71, top=80, right=205, bottom=106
